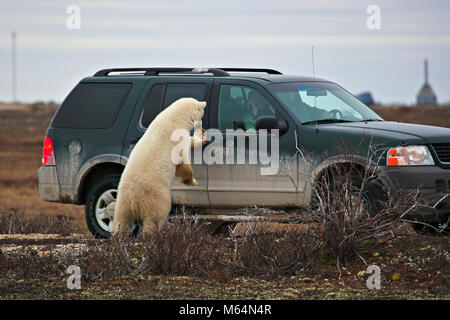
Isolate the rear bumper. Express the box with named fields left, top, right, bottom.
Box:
left=38, top=166, right=61, bottom=202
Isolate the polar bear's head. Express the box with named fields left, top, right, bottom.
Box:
left=169, top=97, right=207, bottom=130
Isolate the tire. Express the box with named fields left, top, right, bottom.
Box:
left=314, top=171, right=386, bottom=218
left=346, top=174, right=386, bottom=216
left=85, top=174, right=120, bottom=239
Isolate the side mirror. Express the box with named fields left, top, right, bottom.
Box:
left=255, top=116, right=288, bottom=135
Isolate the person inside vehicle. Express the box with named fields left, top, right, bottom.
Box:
left=241, top=90, right=275, bottom=130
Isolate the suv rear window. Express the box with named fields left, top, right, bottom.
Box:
left=52, top=82, right=131, bottom=128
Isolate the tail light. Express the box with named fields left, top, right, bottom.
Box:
left=42, top=136, right=56, bottom=166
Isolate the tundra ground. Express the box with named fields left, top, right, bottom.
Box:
left=0, top=103, right=448, bottom=300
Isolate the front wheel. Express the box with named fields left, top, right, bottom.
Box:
left=313, top=172, right=387, bottom=220
left=85, top=175, right=120, bottom=238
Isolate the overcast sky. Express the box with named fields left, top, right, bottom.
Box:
left=0, top=0, right=449, bottom=104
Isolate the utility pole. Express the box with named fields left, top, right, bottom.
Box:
left=11, top=31, right=17, bottom=102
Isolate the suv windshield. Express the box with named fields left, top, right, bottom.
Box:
left=269, top=82, right=383, bottom=124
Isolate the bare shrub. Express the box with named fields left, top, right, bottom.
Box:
left=229, top=223, right=320, bottom=279
left=303, top=155, right=420, bottom=264
left=0, top=248, right=64, bottom=280
left=0, top=238, right=138, bottom=282
left=139, top=219, right=229, bottom=277
left=75, top=237, right=137, bottom=281
left=0, top=219, right=229, bottom=282
left=0, top=210, right=83, bottom=235
left=277, top=136, right=424, bottom=266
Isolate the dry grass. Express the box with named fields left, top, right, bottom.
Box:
left=0, top=217, right=327, bottom=281
left=372, top=105, right=450, bottom=128
left=0, top=210, right=83, bottom=235
left=0, top=215, right=448, bottom=300
left=0, top=103, right=85, bottom=230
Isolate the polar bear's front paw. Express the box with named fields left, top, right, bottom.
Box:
left=193, top=128, right=207, bottom=146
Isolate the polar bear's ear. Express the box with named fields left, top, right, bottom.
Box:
left=198, top=101, right=207, bottom=109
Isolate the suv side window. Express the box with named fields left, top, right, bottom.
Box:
left=218, top=84, right=275, bottom=130
left=140, top=83, right=207, bottom=128
left=163, top=83, right=207, bottom=108
left=52, top=82, right=131, bottom=129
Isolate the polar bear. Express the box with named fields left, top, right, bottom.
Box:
left=113, top=97, right=207, bottom=235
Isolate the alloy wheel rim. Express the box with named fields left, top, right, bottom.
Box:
left=95, top=189, right=117, bottom=233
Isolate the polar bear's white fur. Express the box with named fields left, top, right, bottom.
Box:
left=113, top=98, right=207, bottom=234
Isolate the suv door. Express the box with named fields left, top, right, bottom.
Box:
left=207, top=79, right=299, bottom=208
left=123, top=77, right=213, bottom=208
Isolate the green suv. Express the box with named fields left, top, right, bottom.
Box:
left=38, top=67, right=450, bottom=238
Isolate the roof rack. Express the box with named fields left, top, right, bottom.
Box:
left=218, top=68, right=282, bottom=74
left=93, top=67, right=230, bottom=77
left=93, top=67, right=283, bottom=77
left=94, top=68, right=149, bottom=76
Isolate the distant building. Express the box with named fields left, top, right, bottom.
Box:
left=417, top=59, right=437, bottom=105
left=355, top=91, right=375, bottom=105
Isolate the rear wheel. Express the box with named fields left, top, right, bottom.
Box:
left=85, top=175, right=120, bottom=238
